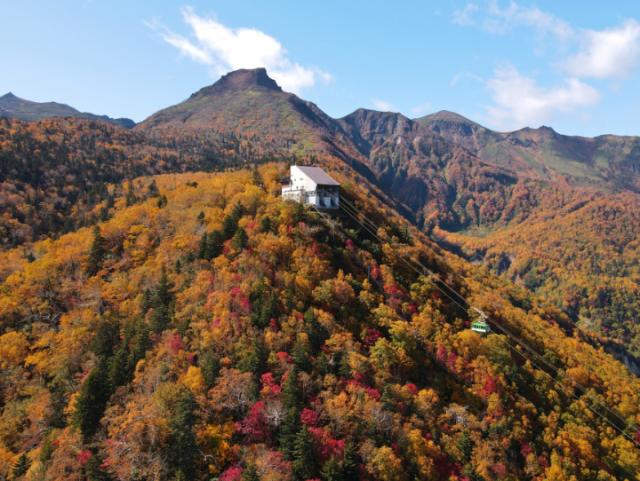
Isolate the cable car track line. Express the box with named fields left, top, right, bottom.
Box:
left=340, top=197, right=639, bottom=436
left=333, top=196, right=640, bottom=451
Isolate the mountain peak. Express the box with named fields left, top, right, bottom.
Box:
left=192, top=68, right=282, bottom=99
left=418, top=110, right=478, bottom=125
left=1, top=92, right=18, bottom=100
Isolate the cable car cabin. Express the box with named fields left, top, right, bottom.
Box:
left=281, top=165, right=340, bottom=209
left=470, top=307, right=491, bottom=334
left=471, top=320, right=491, bottom=334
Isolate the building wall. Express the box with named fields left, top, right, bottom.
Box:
left=282, top=166, right=339, bottom=209
left=290, top=166, right=318, bottom=192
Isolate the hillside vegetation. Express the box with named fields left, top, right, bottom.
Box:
left=0, top=92, right=133, bottom=128
left=0, top=117, right=299, bottom=247
left=1, top=166, right=639, bottom=481
left=440, top=191, right=640, bottom=355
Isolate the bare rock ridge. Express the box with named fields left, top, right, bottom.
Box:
left=190, top=67, right=282, bottom=98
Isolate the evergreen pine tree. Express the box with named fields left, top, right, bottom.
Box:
left=39, top=437, right=54, bottom=465
left=12, top=453, right=30, bottom=479
left=109, top=345, right=130, bottom=388
left=92, top=320, right=118, bottom=359
left=206, top=230, right=224, bottom=260
left=46, top=378, right=67, bottom=429
left=457, top=430, right=474, bottom=463
left=292, top=338, right=311, bottom=372
left=150, top=269, right=174, bottom=333
left=141, top=288, right=153, bottom=312
left=338, top=351, right=351, bottom=379
left=260, top=215, right=272, bottom=233
left=282, top=367, right=302, bottom=410
left=73, top=360, right=112, bottom=441
left=292, top=426, right=319, bottom=481
left=200, top=348, right=220, bottom=388
left=251, top=166, right=263, bottom=188
left=198, top=232, right=208, bottom=259
left=341, top=442, right=359, bottom=480
left=125, top=181, right=137, bottom=206
left=279, top=367, right=302, bottom=459
left=157, top=194, right=168, bottom=208
left=86, top=226, right=107, bottom=277
left=222, top=203, right=244, bottom=239
left=320, top=456, right=342, bottom=481
left=147, top=179, right=160, bottom=197
left=166, top=389, right=197, bottom=481
left=305, top=308, right=329, bottom=354
left=239, top=336, right=268, bottom=377
left=110, top=319, right=150, bottom=387
left=250, top=283, right=277, bottom=329
left=232, top=227, right=248, bottom=250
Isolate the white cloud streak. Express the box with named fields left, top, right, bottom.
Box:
left=454, top=2, right=640, bottom=129
left=486, top=66, right=599, bottom=130
left=410, top=101, right=433, bottom=116
left=372, top=99, right=395, bottom=111
left=453, top=0, right=572, bottom=39
left=150, top=7, right=331, bottom=94
left=566, top=19, right=640, bottom=79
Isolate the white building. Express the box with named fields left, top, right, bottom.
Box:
left=281, top=165, right=340, bottom=209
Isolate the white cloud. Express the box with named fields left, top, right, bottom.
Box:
left=150, top=7, right=331, bottom=94
left=372, top=99, right=395, bottom=111
left=565, top=19, right=640, bottom=79
left=486, top=66, right=599, bottom=130
left=454, top=2, right=640, bottom=81
left=449, top=71, right=483, bottom=87
left=453, top=1, right=572, bottom=39
left=410, top=102, right=432, bottom=116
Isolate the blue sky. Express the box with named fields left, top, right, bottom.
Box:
left=2, top=0, right=640, bottom=136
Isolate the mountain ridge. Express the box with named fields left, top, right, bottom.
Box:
left=0, top=91, right=135, bottom=128
left=133, top=68, right=640, bottom=358
left=2, top=69, right=640, bottom=480
left=2, top=67, right=640, bottom=360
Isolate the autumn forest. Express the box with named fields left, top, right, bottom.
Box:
left=1, top=67, right=640, bottom=481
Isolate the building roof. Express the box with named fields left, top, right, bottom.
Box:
left=295, top=166, right=340, bottom=186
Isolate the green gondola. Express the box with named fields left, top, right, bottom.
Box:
left=470, top=308, right=491, bottom=334
left=471, top=320, right=491, bottom=334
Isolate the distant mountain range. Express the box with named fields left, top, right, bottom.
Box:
left=2, top=68, right=639, bottom=359
left=0, top=92, right=134, bottom=128
left=135, top=68, right=640, bottom=359
left=138, top=68, right=640, bottom=195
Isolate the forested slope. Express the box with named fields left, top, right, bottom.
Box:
left=0, top=117, right=300, bottom=247
left=1, top=165, right=639, bottom=481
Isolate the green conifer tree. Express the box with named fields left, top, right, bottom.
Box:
left=73, top=360, right=111, bottom=441
left=12, top=453, right=30, bottom=479
left=150, top=269, right=174, bottom=333
left=86, top=226, right=107, bottom=277
left=200, top=349, right=220, bottom=388
left=292, top=426, right=319, bottom=481
left=167, top=389, right=197, bottom=481
left=232, top=227, right=248, bottom=250
left=341, top=441, right=359, bottom=480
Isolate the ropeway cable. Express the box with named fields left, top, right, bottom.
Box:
left=333, top=197, right=640, bottom=451
left=339, top=196, right=640, bottom=438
